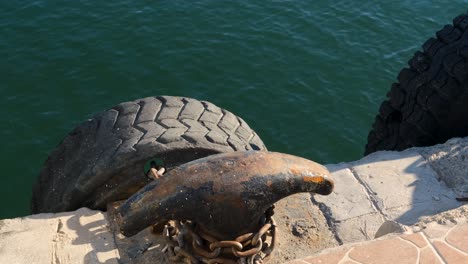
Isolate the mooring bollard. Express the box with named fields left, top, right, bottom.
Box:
left=114, top=151, right=334, bottom=263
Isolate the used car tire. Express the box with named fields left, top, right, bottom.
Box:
left=32, top=96, right=266, bottom=213
left=366, top=13, right=468, bottom=155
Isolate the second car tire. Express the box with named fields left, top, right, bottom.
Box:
left=366, top=13, right=468, bottom=154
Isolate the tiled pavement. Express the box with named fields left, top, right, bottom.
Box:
left=288, top=220, right=468, bottom=264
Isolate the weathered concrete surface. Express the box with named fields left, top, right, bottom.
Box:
left=417, top=137, right=468, bottom=198
left=315, top=143, right=464, bottom=245
left=106, top=201, right=169, bottom=264
left=351, top=149, right=460, bottom=224
left=268, top=193, right=339, bottom=263
left=313, top=163, right=385, bottom=243
left=0, top=208, right=119, bottom=264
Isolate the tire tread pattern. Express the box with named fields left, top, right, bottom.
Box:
left=365, top=13, right=468, bottom=154
left=32, top=96, right=266, bottom=213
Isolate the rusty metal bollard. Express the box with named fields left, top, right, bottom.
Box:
left=114, top=151, right=334, bottom=263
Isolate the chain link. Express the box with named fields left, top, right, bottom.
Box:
left=159, top=210, right=277, bottom=264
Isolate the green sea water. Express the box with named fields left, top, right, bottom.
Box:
left=1, top=1, right=466, bottom=218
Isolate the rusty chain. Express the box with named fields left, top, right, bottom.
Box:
left=149, top=164, right=277, bottom=263
left=159, top=209, right=277, bottom=264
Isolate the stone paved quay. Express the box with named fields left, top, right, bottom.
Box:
left=1, top=137, right=467, bottom=263
left=314, top=138, right=466, bottom=245
left=288, top=206, right=468, bottom=264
